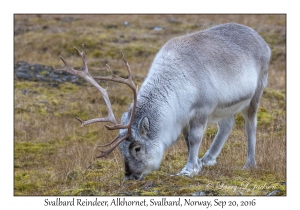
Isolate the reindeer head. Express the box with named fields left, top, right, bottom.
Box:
left=118, top=112, right=164, bottom=180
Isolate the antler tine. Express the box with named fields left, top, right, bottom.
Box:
left=98, top=134, right=119, bottom=147
left=74, top=44, right=89, bottom=74
left=57, top=55, right=80, bottom=76
left=94, top=51, right=135, bottom=89
left=106, top=64, right=114, bottom=77
left=120, top=50, right=133, bottom=81
left=74, top=117, right=84, bottom=127
left=96, top=134, right=129, bottom=158
left=59, top=56, right=68, bottom=67
left=93, top=51, right=138, bottom=133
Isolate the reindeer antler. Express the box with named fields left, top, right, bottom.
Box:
left=56, top=44, right=137, bottom=158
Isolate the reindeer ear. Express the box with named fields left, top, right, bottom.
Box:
left=138, top=117, right=149, bottom=136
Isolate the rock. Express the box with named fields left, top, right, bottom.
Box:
left=15, top=71, right=34, bottom=80
left=192, top=191, right=206, bottom=196
left=62, top=75, right=78, bottom=83
left=21, top=89, right=37, bottom=95
left=280, top=182, right=286, bottom=186
left=37, top=74, right=49, bottom=82
left=153, top=26, right=163, bottom=31
left=14, top=61, right=141, bottom=86
left=14, top=61, right=81, bottom=85
left=267, top=190, right=281, bottom=196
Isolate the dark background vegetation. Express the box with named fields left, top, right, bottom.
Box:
left=14, top=14, right=286, bottom=196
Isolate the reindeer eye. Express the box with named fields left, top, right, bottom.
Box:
left=135, top=147, right=141, bottom=152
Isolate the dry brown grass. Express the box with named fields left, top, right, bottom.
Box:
left=14, top=14, right=286, bottom=196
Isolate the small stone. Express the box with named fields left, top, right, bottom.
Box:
left=16, top=71, right=33, bottom=80
left=267, top=190, right=281, bottom=196
left=153, top=26, right=163, bottom=31
left=192, top=191, right=206, bottom=196
left=36, top=74, right=47, bottom=81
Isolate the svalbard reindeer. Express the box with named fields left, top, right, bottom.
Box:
left=57, top=23, right=271, bottom=180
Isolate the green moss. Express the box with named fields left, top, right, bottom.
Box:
left=14, top=80, right=38, bottom=89
left=92, top=50, right=102, bottom=58
left=271, top=47, right=285, bottom=62
left=15, top=142, right=55, bottom=155
left=15, top=182, right=40, bottom=192
left=95, top=160, right=118, bottom=170
left=205, top=126, right=218, bottom=139
left=14, top=170, right=55, bottom=195
left=84, top=170, right=104, bottom=181
left=40, top=70, right=49, bottom=76
left=122, top=43, right=158, bottom=57
left=230, top=142, right=244, bottom=151
left=37, top=107, right=47, bottom=115
left=140, top=191, right=159, bottom=196
left=62, top=109, right=89, bottom=119
left=82, top=129, right=99, bottom=141
left=111, top=95, right=131, bottom=106
left=69, top=188, right=97, bottom=196
left=59, top=82, right=79, bottom=92
left=263, top=89, right=285, bottom=101
left=76, top=37, right=98, bottom=49
left=81, top=181, right=99, bottom=189
left=262, top=33, right=286, bottom=45
left=235, top=113, right=244, bottom=126
left=104, top=48, right=120, bottom=59
left=177, top=186, right=202, bottom=195
left=257, top=107, right=273, bottom=126
left=66, top=169, right=83, bottom=181
left=53, top=112, right=61, bottom=117
left=44, top=189, right=62, bottom=196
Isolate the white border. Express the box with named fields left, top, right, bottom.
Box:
left=4, top=0, right=298, bottom=209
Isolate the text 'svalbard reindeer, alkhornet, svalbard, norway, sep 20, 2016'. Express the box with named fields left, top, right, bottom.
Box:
left=56, top=23, right=271, bottom=180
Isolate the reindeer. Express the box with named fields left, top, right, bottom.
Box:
left=57, top=23, right=271, bottom=180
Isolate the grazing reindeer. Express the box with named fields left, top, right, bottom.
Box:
left=57, top=23, right=271, bottom=180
